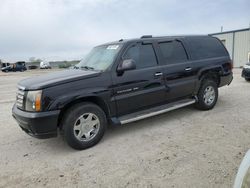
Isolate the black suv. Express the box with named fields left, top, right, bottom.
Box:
left=12, top=35, right=233, bottom=149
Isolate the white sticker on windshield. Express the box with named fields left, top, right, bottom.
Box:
left=107, top=45, right=119, bottom=50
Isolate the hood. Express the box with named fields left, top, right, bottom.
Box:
left=18, top=69, right=101, bottom=90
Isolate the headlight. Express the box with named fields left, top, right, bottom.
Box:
left=25, top=90, right=42, bottom=112
left=243, top=64, right=250, bottom=69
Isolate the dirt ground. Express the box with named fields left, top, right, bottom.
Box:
left=0, top=68, right=249, bottom=188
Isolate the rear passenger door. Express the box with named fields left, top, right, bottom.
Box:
left=158, top=40, right=196, bottom=100
left=112, top=42, right=166, bottom=116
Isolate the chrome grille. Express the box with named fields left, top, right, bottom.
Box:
left=16, top=88, right=25, bottom=109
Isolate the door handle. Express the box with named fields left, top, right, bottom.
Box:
left=185, top=67, right=192, bottom=71
left=154, top=72, right=163, bottom=77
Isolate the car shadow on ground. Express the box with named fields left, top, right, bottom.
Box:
left=36, top=98, right=229, bottom=152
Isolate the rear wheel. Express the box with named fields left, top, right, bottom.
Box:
left=62, top=102, right=107, bottom=150
left=195, top=80, right=218, bottom=110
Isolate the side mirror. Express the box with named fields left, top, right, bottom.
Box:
left=117, top=59, right=136, bottom=74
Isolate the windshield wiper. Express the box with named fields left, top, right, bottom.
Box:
left=73, top=65, right=80, bottom=69
left=80, top=66, right=95, bottom=70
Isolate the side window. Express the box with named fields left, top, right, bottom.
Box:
left=123, top=45, right=140, bottom=65
left=188, top=37, right=228, bottom=60
left=159, top=41, right=188, bottom=64
left=139, top=44, right=157, bottom=68
left=123, top=43, right=157, bottom=69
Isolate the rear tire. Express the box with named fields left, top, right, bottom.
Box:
left=62, top=102, right=107, bottom=150
left=195, top=80, right=218, bottom=110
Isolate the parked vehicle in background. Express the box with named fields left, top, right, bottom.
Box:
left=1, top=62, right=10, bottom=68
left=1, top=61, right=27, bottom=72
left=28, top=65, right=39, bottom=70
left=242, top=63, right=250, bottom=81
left=12, top=35, right=233, bottom=150
left=40, top=61, right=51, bottom=69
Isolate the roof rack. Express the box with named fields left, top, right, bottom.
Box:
left=141, top=35, right=152, bottom=39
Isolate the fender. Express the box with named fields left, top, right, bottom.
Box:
left=194, top=65, right=223, bottom=94
left=47, top=87, right=112, bottom=115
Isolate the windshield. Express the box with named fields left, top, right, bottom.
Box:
left=77, top=44, right=122, bottom=71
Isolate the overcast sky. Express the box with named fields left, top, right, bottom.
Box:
left=0, top=0, right=249, bottom=62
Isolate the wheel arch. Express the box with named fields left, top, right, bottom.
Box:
left=194, top=66, right=222, bottom=94
left=57, top=96, right=110, bottom=129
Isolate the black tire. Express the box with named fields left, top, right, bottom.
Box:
left=245, top=78, right=250, bottom=82
left=62, top=102, right=107, bottom=150
left=195, top=80, right=218, bottom=110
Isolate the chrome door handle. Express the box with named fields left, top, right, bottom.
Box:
left=185, top=67, right=192, bottom=71
left=154, top=72, right=163, bottom=76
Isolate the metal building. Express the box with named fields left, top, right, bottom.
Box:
left=211, top=28, right=250, bottom=67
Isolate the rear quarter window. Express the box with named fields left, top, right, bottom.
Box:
left=187, top=36, right=228, bottom=60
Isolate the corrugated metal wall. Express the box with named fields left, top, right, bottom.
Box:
left=234, top=30, right=250, bottom=67
left=212, top=29, right=250, bottom=67
left=212, top=33, right=234, bottom=59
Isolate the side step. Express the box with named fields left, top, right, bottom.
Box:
left=119, top=98, right=196, bottom=125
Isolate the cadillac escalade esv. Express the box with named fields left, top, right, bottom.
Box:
left=12, top=35, right=233, bottom=150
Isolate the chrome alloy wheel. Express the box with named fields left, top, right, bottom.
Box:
left=73, top=113, right=100, bottom=141
left=203, top=86, right=215, bottom=105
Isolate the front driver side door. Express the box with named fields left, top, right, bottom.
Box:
left=112, top=42, right=166, bottom=116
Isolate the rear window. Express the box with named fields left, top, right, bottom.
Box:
left=159, top=41, right=188, bottom=64
left=187, top=36, right=228, bottom=60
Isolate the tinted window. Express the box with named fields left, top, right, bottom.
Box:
left=159, top=41, right=188, bottom=64
left=187, top=36, right=228, bottom=60
left=124, top=44, right=157, bottom=69
left=139, top=44, right=157, bottom=68
left=123, top=45, right=140, bottom=64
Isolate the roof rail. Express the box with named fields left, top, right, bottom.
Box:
left=141, top=35, right=152, bottom=39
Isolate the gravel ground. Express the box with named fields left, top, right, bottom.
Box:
left=0, top=68, right=249, bottom=188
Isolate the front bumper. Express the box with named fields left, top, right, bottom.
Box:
left=12, top=104, right=60, bottom=139
left=219, top=72, right=233, bottom=87
left=242, top=68, right=250, bottom=79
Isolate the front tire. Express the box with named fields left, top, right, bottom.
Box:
left=62, top=102, right=107, bottom=150
left=195, top=80, right=218, bottom=110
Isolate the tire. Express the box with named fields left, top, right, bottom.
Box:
left=245, top=78, right=250, bottom=82
left=195, top=79, right=218, bottom=110
left=62, top=102, right=107, bottom=150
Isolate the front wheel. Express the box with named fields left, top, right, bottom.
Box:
left=62, top=102, right=107, bottom=150
left=195, top=80, right=218, bottom=110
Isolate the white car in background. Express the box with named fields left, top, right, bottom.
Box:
left=40, top=61, right=51, bottom=69
left=234, top=150, right=250, bottom=188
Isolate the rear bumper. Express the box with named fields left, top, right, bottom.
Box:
left=219, top=72, right=233, bottom=87
left=12, top=104, right=60, bottom=139
left=242, top=68, right=250, bottom=79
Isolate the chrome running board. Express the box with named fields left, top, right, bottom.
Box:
left=119, top=98, right=196, bottom=125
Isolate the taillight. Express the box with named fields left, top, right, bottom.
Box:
left=229, top=60, right=233, bottom=70
left=222, top=60, right=233, bottom=72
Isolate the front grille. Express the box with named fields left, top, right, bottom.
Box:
left=16, top=88, right=25, bottom=109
